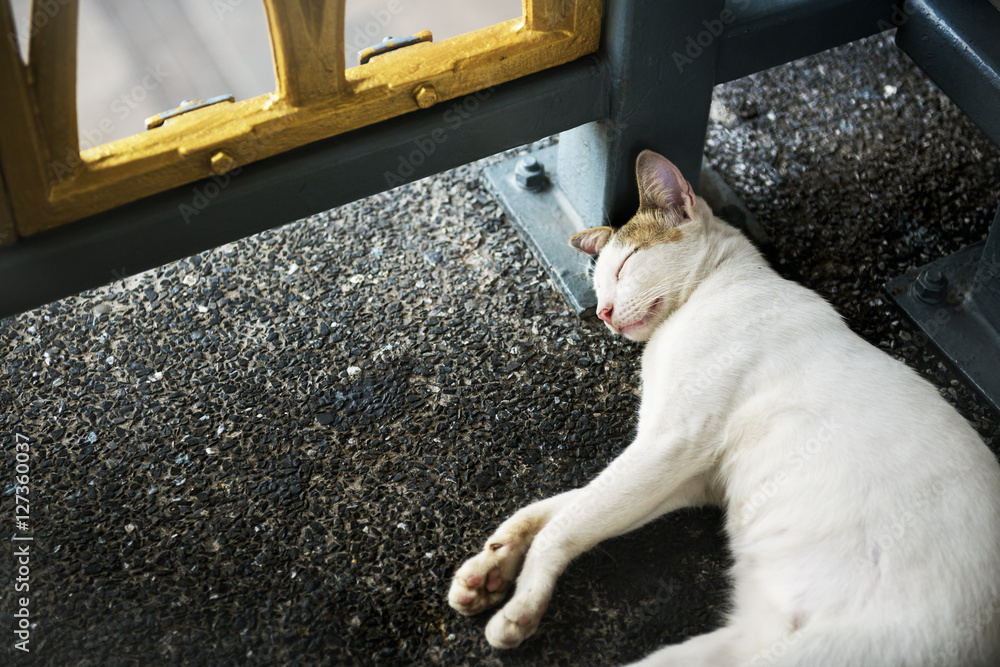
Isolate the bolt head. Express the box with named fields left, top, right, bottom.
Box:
left=514, top=156, right=546, bottom=191
left=914, top=268, right=948, bottom=305
left=414, top=84, right=438, bottom=109
left=210, top=151, right=238, bottom=175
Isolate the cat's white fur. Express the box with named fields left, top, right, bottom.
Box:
left=448, top=150, right=1000, bottom=666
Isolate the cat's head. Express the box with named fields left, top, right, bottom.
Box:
left=569, top=150, right=714, bottom=342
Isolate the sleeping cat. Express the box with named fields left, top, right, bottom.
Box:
left=447, top=150, right=1000, bottom=665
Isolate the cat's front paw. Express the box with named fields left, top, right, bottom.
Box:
left=484, top=592, right=549, bottom=648
left=448, top=541, right=524, bottom=616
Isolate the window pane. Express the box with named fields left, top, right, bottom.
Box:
left=76, top=0, right=274, bottom=147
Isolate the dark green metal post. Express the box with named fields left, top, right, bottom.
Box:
left=558, top=0, right=727, bottom=229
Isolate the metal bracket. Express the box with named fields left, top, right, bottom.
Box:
left=145, top=95, right=235, bottom=130
left=358, top=31, right=433, bottom=65
left=884, top=205, right=1000, bottom=416
left=485, top=145, right=594, bottom=316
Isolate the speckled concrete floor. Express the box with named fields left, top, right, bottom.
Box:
left=2, top=33, right=998, bottom=667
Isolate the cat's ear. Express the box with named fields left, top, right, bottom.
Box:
left=636, top=150, right=696, bottom=219
left=569, top=226, right=614, bottom=256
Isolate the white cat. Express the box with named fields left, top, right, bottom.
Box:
left=448, top=150, right=1000, bottom=666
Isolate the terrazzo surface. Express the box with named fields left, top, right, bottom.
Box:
left=2, top=32, right=999, bottom=666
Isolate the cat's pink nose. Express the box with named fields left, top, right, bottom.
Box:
left=597, top=304, right=614, bottom=324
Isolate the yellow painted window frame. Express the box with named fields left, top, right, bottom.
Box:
left=0, top=0, right=602, bottom=242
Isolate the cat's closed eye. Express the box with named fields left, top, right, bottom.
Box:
left=616, top=250, right=637, bottom=280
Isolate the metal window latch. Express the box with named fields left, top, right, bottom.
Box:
left=358, top=30, right=433, bottom=65
left=145, top=95, right=236, bottom=130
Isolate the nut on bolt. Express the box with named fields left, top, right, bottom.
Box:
left=210, top=150, right=238, bottom=175
left=413, top=84, right=438, bottom=109
left=514, top=156, right=547, bottom=191
left=913, top=268, right=948, bottom=305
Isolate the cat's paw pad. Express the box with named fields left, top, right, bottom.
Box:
left=448, top=542, right=522, bottom=616
left=484, top=594, right=549, bottom=649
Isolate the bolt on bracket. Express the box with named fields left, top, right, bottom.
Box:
left=884, top=203, right=1000, bottom=416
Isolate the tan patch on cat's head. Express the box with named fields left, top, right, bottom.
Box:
left=616, top=210, right=685, bottom=250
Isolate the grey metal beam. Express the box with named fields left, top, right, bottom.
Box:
left=895, top=0, right=1000, bottom=146
left=716, top=0, right=894, bottom=84
left=0, top=59, right=609, bottom=320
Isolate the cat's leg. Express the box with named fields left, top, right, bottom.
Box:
left=448, top=488, right=582, bottom=616
left=485, top=437, right=714, bottom=648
